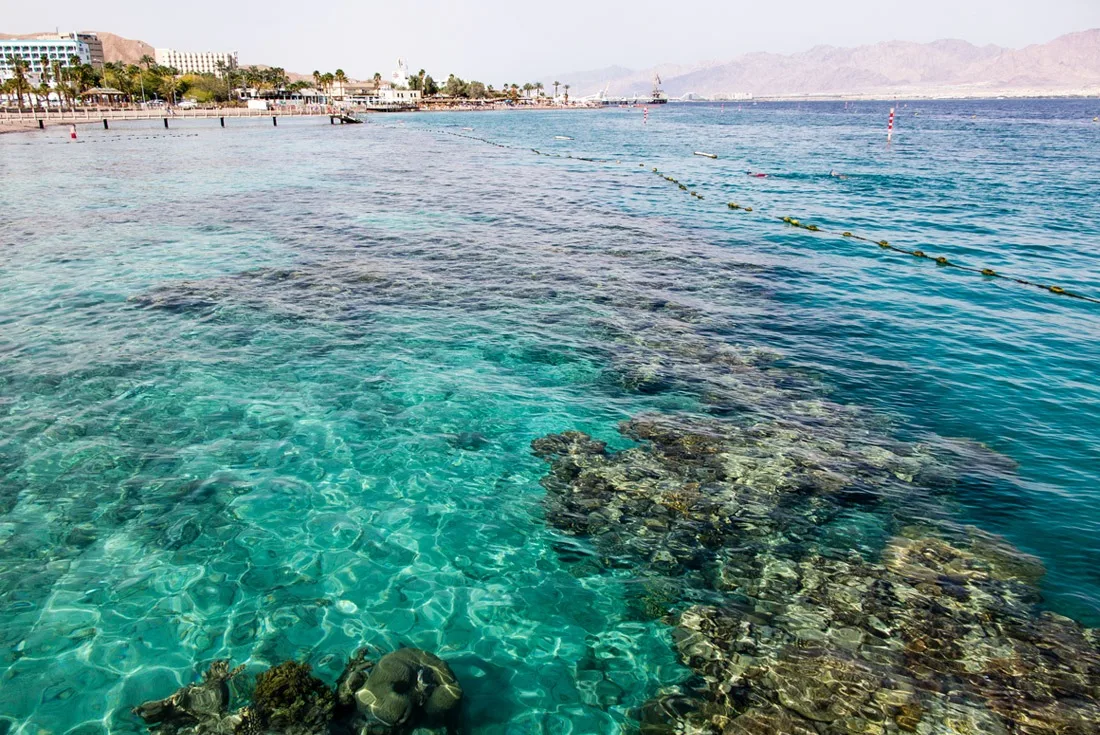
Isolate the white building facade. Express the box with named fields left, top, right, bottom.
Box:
left=0, top=37, right=91, bottom=85
left=154, top=48, right=238, bottom=75
left=31, top=32, right=104, bottom=68
left=391, top=58, right=409, bottom=88
left=346, top=88, right=421, bottom=107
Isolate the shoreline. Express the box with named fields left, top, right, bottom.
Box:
left=0, top=104, right=599, bottom=135
left=746, top=91, right=1100, bottom=102
left=3, top=95, right=1094, bottom=137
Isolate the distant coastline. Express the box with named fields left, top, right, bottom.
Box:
left=713, top=91, right=1100, bottom=102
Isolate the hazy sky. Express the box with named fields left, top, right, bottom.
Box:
left=6, top=0, right=1099, bottom=81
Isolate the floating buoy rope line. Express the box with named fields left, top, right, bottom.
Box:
left=6, top=132, right=200, bottom=146
left=395, top=121, right=1099, bottom=304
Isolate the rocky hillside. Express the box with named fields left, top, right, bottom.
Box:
left=97, top=32, right=155, bottom=65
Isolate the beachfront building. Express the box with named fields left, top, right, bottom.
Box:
left=0, top=36, right=92, bottom=87
left=29, top=32, right=104, bottom=68
left=154, top=48, right=238, bottom=75
left=76, top=33, right=104, bottom=68
left=323, top=78, right=420, bottom=107
left=345, top=87, right=421, bottom=108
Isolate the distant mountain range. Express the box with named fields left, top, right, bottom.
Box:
left=544, top=29, right=1100, bottom=99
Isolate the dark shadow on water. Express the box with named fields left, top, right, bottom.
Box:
left=446, top=654, right=525, bottom=729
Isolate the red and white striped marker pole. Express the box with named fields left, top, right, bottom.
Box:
left=70, top=124, right=77, bottom=140
left=643, top=106, right=649, bottom=125
left=887, top=107, right=895, bottom=143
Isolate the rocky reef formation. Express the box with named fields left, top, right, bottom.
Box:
left=533, top=417, right=1100, bottom=734
left=347, top=648, right=463, bottom=734
left=132, top=648, right=462, bottom=735
left=132, top=660, right=246, bottom=735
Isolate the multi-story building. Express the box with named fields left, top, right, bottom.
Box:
left=30, top=32, right=104, bottom=68
left=154, top=48, right=238, bottom=75
left=0, top=36, right=91, bottom=86
left=76, top=33, right=105, bottom=68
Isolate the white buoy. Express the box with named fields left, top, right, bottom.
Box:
left=693, top=151, right=718, bottom=159
left=553, top=135, right=573, bottom=140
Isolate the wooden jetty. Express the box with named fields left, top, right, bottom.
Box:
left=0, top=107, right=359, bottom=132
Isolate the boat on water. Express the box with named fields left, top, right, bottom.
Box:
left=600, top=74, right=669, bottom=107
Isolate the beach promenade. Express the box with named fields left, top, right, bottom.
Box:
left=0, top=106, right=341, bottom=133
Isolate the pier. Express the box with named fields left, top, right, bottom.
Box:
left=0, top=107, right=349, bottom=133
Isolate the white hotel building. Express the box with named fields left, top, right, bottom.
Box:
left=154, top=48, right=238, bottom=75
left=0, top=36, right=92, bottom=86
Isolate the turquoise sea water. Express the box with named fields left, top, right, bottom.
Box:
left=1, top=99, right=1099, bottom=733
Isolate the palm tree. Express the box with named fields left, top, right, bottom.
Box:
left=242, top=66, right=263, bottom=95
left=553, top=80, right=560, bottom=99
left=334, top=68, right=347, bottom=98
left=140, top=54, right=155, bottom=71
left=215, top=60, right=233, bottom=102
left=102, top=61, right=120, bottom=95
left=268, top=67, right=289, bottom=91
left=131, top=62, right=148, bottom=104
left=5, top=56, right=30, bottom=112
left=51, top=59, right=67, bottom=109
left=122, top=67, right=138, bottom=103
left=373, top=72, right=382, bottom=90
left=111, top=64, right=136, bottom=102
left=38, top=56, right=52, bottom=109
left=564, top=84, right=570, bottom=103
left=159, top=75, right=179, bottom=106
left=536, top=81, right=544, bottom=98
left=523, top=83, right=533, bottom=99
left=67, top=55, right=94, bottom=100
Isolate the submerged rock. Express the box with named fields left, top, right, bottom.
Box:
left=352, top=648, right=463, bottom=734
left=532, top=417, right=1100, bottom=734
left=334, top=648, right=375, bottom=714
left=131, top=660, right=244, bottom=735
left=132, top=649, right=462, bottom=735
left=445, top=432, right=490, bottom=452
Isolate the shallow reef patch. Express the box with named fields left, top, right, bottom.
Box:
left=532, top=416, right=1100, bottom=734
left=132, top=647, right=462, bottom=735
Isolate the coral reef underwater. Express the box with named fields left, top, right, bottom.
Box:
left=132, top=648, right=462, bottom=735
left=126, top=236, right=1100, bottom=734
left=532, top=417, right=1100, bottom=734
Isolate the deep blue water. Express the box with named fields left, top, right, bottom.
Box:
left=1, top=98, right=1099, bottom=733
